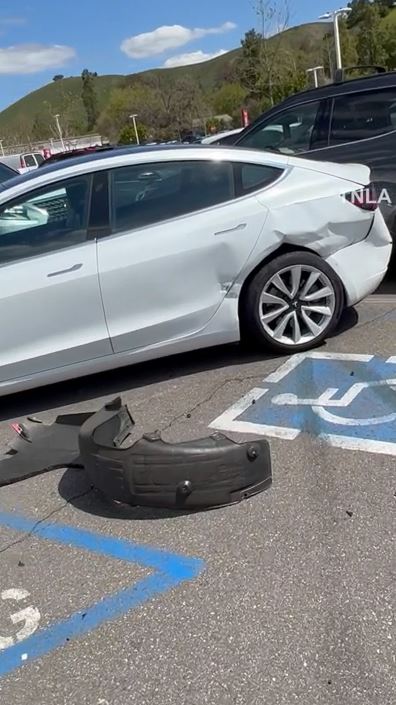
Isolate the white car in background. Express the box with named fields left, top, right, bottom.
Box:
left=0, top=145, right=391, bottom=396
left=201, top=128, right=244, bottom=145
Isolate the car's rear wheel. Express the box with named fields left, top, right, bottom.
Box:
left=240, top=251, right=344, bottom=353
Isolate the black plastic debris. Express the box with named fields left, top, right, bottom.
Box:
left=0, top=397, right=272, bottom=510
left=0, top=412, right=93, bottom=487
left=79, top=397, right=272, bottom=509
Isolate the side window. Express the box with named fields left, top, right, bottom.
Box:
left=111, top=160, right=234, bottom=233
left=0, top=174, right=91, bottom=265
left=23, top=154, right=36, bottom=168
left=235, top=163, right=284, bottom=196
left=237, top=101, right=321, bottom=155
left=34, top=153, right=45, bottom=165
left=329, top=89, right=396, bottom=145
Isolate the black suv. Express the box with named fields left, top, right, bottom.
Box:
left=231, top=67, right=396, bottom=251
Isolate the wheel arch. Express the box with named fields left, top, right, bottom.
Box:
left=238, top=244, right=316, bottom=323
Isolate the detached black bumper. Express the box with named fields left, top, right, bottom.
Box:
left=79, top=398, right=272, bottom=510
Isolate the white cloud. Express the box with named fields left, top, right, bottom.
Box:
left=0, top=44, right=76, bottom=74
left=163, top=49, right=228, bottom=68
left=121, top=21, right=236, bottom=59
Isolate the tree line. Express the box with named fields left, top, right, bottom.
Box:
left=2, top=0, right=396, bottom=146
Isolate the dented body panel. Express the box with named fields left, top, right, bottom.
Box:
left=96, top=196, right=269, bottom=353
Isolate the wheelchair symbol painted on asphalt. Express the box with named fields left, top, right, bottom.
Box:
left=210, top=353, right=396, bottom=455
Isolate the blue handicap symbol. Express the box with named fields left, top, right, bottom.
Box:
left=211, top=353, right=396, bottom=454
left=0, top=510, right=204, bottom=678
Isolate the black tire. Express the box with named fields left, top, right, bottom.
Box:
left=240, top=250, right=345, bottom=354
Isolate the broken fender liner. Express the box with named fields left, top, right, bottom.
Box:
left=79, top=397, right=272, bottom=509
left=0, top=398, right=272, bottom=509
left=0, top=412, right=94, bottom=487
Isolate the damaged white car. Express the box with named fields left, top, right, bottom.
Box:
left=0, top=145, right=392, bottom=396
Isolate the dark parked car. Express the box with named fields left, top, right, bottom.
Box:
left=233, top=67, right=396, bottom=257
left=0, top=161, right=18, bottom=183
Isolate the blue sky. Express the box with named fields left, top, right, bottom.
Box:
left=0, top=0, right=341, bottom=110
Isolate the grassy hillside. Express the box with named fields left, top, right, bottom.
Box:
left=0, top=21, right=330, bottom=139
left=380, top=6, right=396, bottom=30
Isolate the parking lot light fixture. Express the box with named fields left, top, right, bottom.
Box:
left=306, top=66, right=324, bottom=88
left=319, top=7, right=352, bottom=70
left=54, top=114, right=65, bottom=151
left=129, top=114, right=140, bottom=145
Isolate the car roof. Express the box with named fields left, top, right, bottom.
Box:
left=0, top=144, right=297, bottom=203
left=241, top=69, right=396, bottom=132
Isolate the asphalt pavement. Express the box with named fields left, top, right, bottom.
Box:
left=0, top=291, right=395, bottom=705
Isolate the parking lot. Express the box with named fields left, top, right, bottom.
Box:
left=0, top=289, right=395, bottom=705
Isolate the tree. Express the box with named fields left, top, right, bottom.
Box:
left=143, top=74, right=209, bottom=137
left=237, top=1, right=294, bottom=107
left=171, top=79, right=209, bottom=137
left=372, top=0, right=395, bottom=17
left=346, top=0, right=369, bottom=28
left=31, top=114, right=49, bottom=141
left=238, top=29, right=264, bottom=100
left=206, top=117, right=225, bottom=133
left=211, top=83, right=246, bottom=117
left=81, top=69, right=98, bottom=131
left=53, top=74, right=64, bottom=82
left=382, top=14, right=396, bottom=67
left=355, top=3, right=388, bottom=66
left=97, top=85, right=160, bottom=141
left=118, top=123, right=148, bottom=144
left=347, top=0, right=393, bottom=28
left=254, top=0, right=291, bottom=106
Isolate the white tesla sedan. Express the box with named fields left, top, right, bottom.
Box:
left=0, top=145, right=391, bottom=396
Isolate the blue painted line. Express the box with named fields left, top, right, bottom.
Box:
left=0, top=510, right=205, bottom=678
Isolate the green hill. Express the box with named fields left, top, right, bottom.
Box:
left=0, top=21, right=331, bottom=142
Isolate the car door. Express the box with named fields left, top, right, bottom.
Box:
left=0, top=172, right=112, bottom=384
left=97, top=159, right=276, bottom=353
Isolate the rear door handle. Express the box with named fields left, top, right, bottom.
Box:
left=214, top=223, right=247, bottom=236
left=47, top=263, right=83, bottom=278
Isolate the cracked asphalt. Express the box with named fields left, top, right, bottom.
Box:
left=0, top=290, right=395, bottom=705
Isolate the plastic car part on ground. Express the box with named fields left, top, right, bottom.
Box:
left=0, top=398, right=272, bottom=509
left=0, top=412, right=92, bottom=486
left=79, top=397, right=272, bottom=509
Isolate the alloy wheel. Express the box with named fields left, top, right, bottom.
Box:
left=259, top=264, right=336, bottom=346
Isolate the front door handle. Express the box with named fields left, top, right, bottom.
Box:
left=47, top=263, right=83, bottom=278
left=214, top=223, right=247, bottom=236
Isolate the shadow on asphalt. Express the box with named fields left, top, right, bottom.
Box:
left=0, top=306, right=363, bottom=423
left=1, top=344, right=277, bottom=423
left=58, top=468, right=206, bottom=521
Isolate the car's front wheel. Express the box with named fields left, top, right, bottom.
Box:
left=240, top=251, right=344, bottom=353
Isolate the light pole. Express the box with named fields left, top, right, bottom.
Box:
left=54, top=114, right=65, bottom=151
left=129, top=114, right=140, bottom=145
left=306, top=65, right=324, bottom=88
left=0, top=139, right=4, bottom=157
left=319, top=7, right=352, bottom=70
